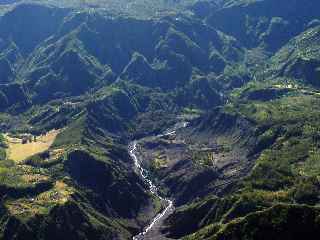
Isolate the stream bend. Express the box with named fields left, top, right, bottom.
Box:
left=129, top=122, right=188, bottom=240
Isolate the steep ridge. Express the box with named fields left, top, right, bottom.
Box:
left=207, top=0, right=320, bottom=52
left=0, top=4, right=244, bottom=107
left=0, top=1, right=320, bottom=239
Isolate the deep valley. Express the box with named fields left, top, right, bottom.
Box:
left=0, top=0, right=320, bottom=239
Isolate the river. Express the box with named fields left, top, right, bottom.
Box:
left=129, top=122, right=188, bottom=240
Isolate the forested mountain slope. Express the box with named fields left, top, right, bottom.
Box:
left=0, top=1, right=320, bottom=239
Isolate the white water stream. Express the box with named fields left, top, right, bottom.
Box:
left=129, top=122, right=188, bottom=240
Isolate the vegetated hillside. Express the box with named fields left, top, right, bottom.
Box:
left=0, top=0, right=320, bottom=240
left=156, top=8, right=320, bottom=239
left=160, top=80, right=320, bottom=239
left=206, top=0, right=320, bottom=52
left=0, top=2, right=245, bottom=110
left=266, top=26, right=320, bottom=88
left=0, top=85, right=166, bottom=239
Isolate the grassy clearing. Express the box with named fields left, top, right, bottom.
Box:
left=5, top=129, right=61, bottom=162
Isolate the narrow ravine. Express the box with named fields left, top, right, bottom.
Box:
left=129, top=122, right=188, bottom=240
